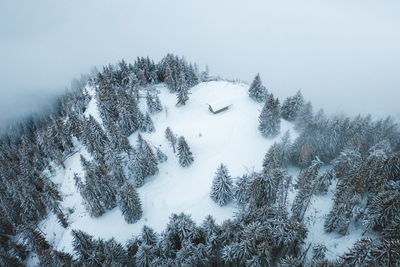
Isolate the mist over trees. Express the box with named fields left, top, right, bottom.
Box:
left=1, top=54, right=400, bottom=266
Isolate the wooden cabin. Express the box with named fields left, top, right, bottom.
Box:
left=208, top=104, right=231, bottom=114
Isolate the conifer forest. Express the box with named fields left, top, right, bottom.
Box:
left=0, top=53, right=399, bottom=266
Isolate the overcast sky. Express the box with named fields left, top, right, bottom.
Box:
left=0, top=0, right=399, bottom=128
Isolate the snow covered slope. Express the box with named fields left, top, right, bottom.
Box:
left=40, top=81, right=296, bottom=254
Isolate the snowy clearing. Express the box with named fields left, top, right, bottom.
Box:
left=40, top=81, right=295, bottom=254
left=39, top=81, right=363, bottom=260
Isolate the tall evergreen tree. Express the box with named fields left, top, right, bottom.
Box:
left=281, top=90, right=304, bottom=121
left=143, top=112, right=155, bottom=133
left=177, top=71, right=190, bottom=106
left=295, top=101, right=313, bottom=131
left=210, top=164, right=233, bottom=206
left=165, top=127, right=177, bottom=153
left=259, top=94, right=281, bottom=138
left=248, top=73, right=268, bottom=102
left=141, top=139, right=159, bottom=177
left=177, top=136, right=194, bottom=167
left=155, top=147, right=168, bottom=163
left=146, top=91, right=163, bottom=114
left=127, top=148, right=146, bottom=187
left=117, top=182, right=142, bottom=223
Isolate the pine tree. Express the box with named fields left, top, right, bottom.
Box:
left=247, top=172, right=277, bottom=207
left=141, top=139, right=158, bottom=177
left=127, top=148, right=146, bottom=187
left=177, top=136, right=194, bottom=167
left=281, top=90, right=304, bottom=121
left=164, top=62, right=175, bottom=91
left=135, top=244, right=156, bottom=267
left=146, top=91, right=163, bottom=114
left=165, top=127, right=177, bottom=153
left=141, top=112, right=155, bottom=133
left=248, top=74, right=268, bottom=102
left=71, top=230, right=95, bottom=263
left=141, top=225, right=158, bottom=246
left=262, top=142, right=285, bottom=171
left=234, top=174, right=250, bottom=206
left=295, top=101, right=313, bottom=131
left=177, top=71, right=190, bottom=106
left=117, top=182, right=142, bottom=224
left=155, top=147, right=168, bottom=163
left=210, top=164, right=233, bottom=206
left=259, top=94, right=281, bottom=138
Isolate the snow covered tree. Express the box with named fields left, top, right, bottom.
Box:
left=200, top=65, right=210, bottom=82
left=176, top=71, right=189, bottom=106
left=311, top=243, right=327, bottom=263
left=155, top=147, right=168, bottom=163
left=248, top=73, right=268, bottom=102
left=164, top=62, right=175, bottom=91
left=104, top=119, right=132, bottom=154
left=291, top=158, right=322, bottom=222
left=38, top=250, right=73, bottom=266
left=72, top=230, right=96, bottom=264
left=247, top=172, right=277, bottom=207
left=164, top=213, right=201, bottom=249
left=140, top=225, right=158, bottom=246
left=281, top=90, right=304, bottom=121
left=338, top=238, right=400, bottom=266
left=136, top=244, right=156, bottom=267
left=364, top=183, right=400, bottom=233
left=117, top=182, right=142, bottom=223
left=127, top=148, right=146, bottom=187
left=165, top=127, right=177, bottom=153
left=295, top=101, right=313, bottom=131
left=141, top=139, right=159, bottom=177
left=143, top=112, right=155, bottom=133
left=177, top=136, right=194, bottom=167
left=234, top=174, right=250, bottom=206
left=210, top=164, right=234, bottom=206
left=82, top=115, right=110, bottom=160
left=259, top=93, right=281, bottom=138
left=146, top=91, right=163, bottom=114
left=262, top=142, right=285, bottom=171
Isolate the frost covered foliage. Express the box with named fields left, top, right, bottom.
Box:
left=165, top=126, right=177, bottom=153
left=75, top=155, right=122, bottom=217
left=72, top=230, right=127, bottom=266
left=176, top=71, right=190, bottom=105
left=146, top=91, right=163, bottom=114
left=290, top=110, right=400, bottom=167
left=338, top=238, right=400, bottom=266
left=127, top=134, right=159, bottom=187
left=325, top=147, right=400, bottom=237
left=281, top=90, right=304, bottom=121
left=2, top=54, right=400, bottom=265
left=259, top=93, right=281, bottom=138
left=262, top=131, right=291, bottom=171
left=155, top=147, right=168, bottom=163
left=292, top=158, right=322, bottom=222
left=177, top=136, right=194, bottom=167
left=248, top=73, right=268, bottom=102
left=210, top=164, right=233, bottom=206
left=65, top=164, right=308, bottom=266
left=117, top=182, right=143, bottom=224
left=158, top=53, right=200, bottom=92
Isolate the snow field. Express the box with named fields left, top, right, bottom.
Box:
left=40, top=81, right=295, bottom=254
left=39, top=80, right=361, bottom=261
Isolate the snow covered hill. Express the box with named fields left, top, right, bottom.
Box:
left=39, top=81, right=295, bottom=254
left=37, top=80, right=366, bottom=262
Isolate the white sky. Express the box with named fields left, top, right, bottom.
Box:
left=0, top=0, right=399, bottom=127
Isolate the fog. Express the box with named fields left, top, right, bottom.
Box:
left=1, top=0, right=399, bottom=129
